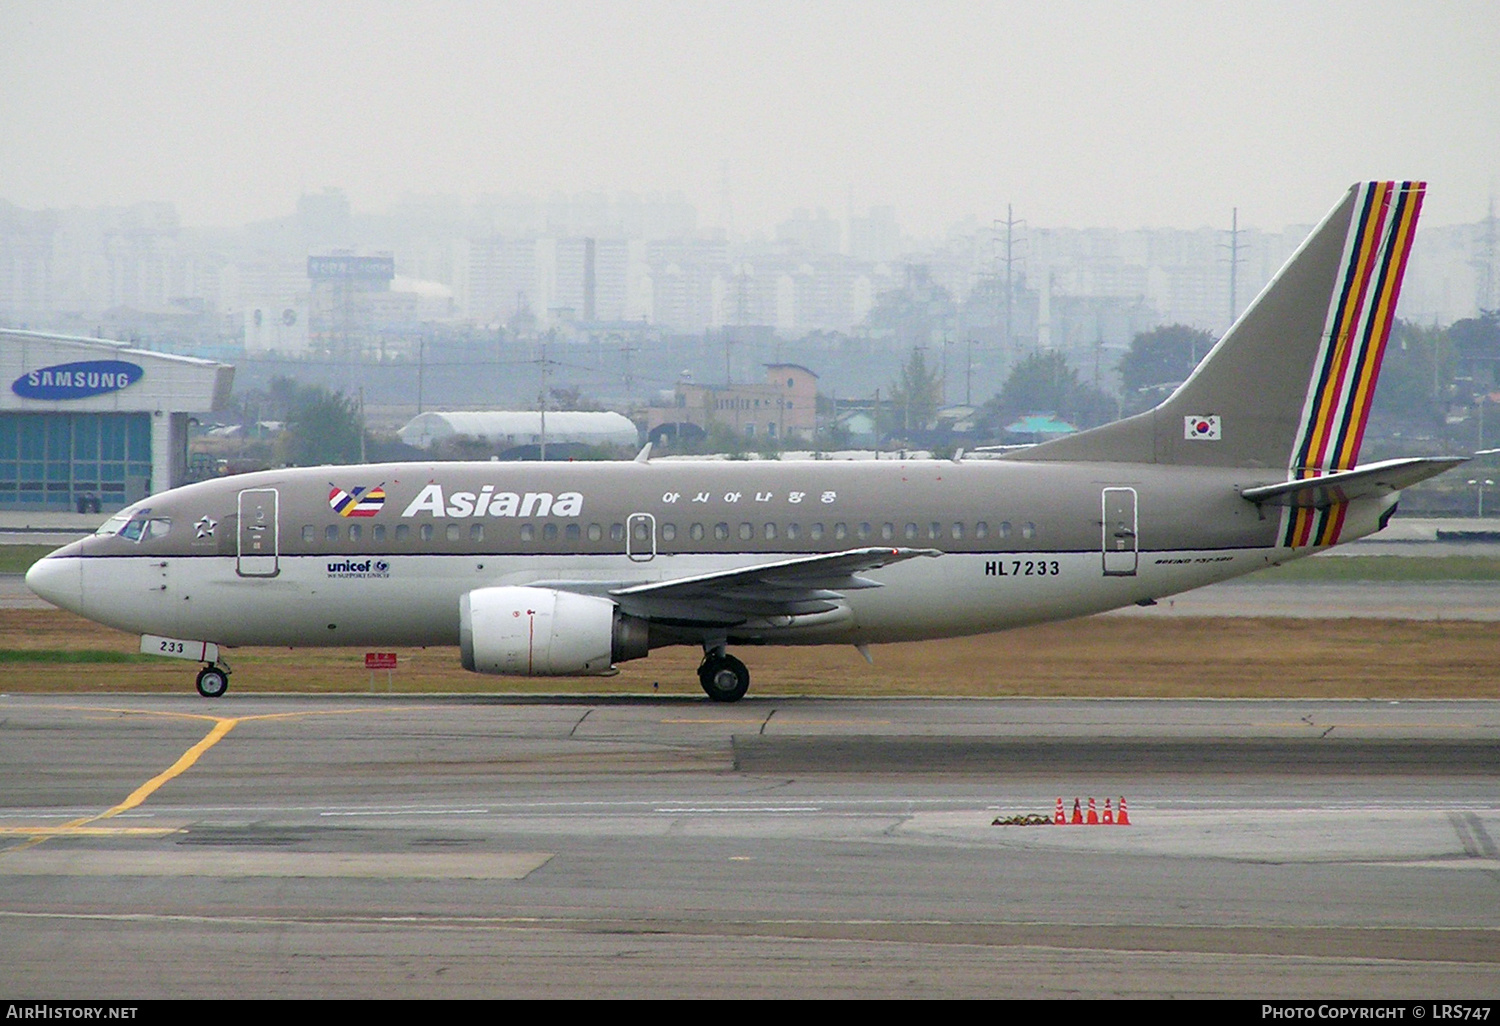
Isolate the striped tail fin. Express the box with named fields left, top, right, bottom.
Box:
left=1282, top=181, right=1424, bottom=547
left=1011, top=182, right=1426, bottom=487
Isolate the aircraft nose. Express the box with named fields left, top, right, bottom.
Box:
left=26, top=555, right=83, bottom=613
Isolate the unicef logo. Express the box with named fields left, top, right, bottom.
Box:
left=374, top=560, right=389, bottom=573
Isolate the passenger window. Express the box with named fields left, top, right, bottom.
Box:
left=446, top=523, right=461, bottom=542
left=998, top=521, right=1012, bottom=539
left=880, top=523, right=894, bottom=541
left=471, top=523, right=485, bottom=541
left=520, top=524, right=534, bottom=541
left=348, top=523, right=361, bottom=542
left=302, top=526, right=315, bottom=543
left=634, top=520, right=651, bottom=542
left=690, top=523, right=704, bottom=541
left=373, top=524, right=386, bottom=542
left=975, top=521, right=988, bottom=539
left=929, top=522, right=941, bottom=540
left=739, top=523, right=753, bottom=540
left=833, top=523, right=847, bottom=540
left=714, top=523, right=729, bottom=540
left=325, top=525, right=339, bottom=542
left=610, top=523, right=625, bottom=542
left=786, top=523, right=800, bottom=540
left=565, top=524, right=580, bottom=540
left=1022, top=522, right=1036, bottom=539
left=764, top=523, right=777, bottom=540
left=543, top=523, right=557, bottom=541
left=810, top=523, right=825, bottom=540
left=419, top=524, right=434, bottom=542
left=951, top=522, right=964, bottom=539
left=662, top=523, right=677, bottom=541
left=588, top=524, right=602, bottom=541
left=395, top=523, right=410, bottom=541
left=904, top=523, right=918, bottom=541
left=857, top=522, right=872, bottom=541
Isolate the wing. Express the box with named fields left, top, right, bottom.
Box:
left=1240, top=456, right=1466, bottom=509
left=538, top=547, right=940, bottom=630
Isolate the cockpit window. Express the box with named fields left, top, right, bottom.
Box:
left=95, top=510, right=135, bottom=537
left=99, top=508, right=170, bottom=542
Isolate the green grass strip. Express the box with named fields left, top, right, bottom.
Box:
left=0, top=650, right=157, bottom=664
left=0, top=545, right=64, bottom=574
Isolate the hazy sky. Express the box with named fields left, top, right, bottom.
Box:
left=1, top=1, right=1497, bottom=236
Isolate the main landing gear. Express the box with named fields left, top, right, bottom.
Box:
left=698, top=646, right=750, bottom=703
left=195, top=663, right=231, bottom=698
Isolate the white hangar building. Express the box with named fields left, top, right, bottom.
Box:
left=398, top=410, right=640, bottom=451
left=0, top=330, right=234, bottom=512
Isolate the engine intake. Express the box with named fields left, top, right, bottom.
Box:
left=460, top=586, right=649, bottom=676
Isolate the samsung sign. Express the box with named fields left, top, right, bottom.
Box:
left=12, top=360, right=144, bottom=401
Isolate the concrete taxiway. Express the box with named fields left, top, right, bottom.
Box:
left=1, top=694, right=1498, bottom=998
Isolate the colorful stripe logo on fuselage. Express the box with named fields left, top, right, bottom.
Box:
left=329, top=484, right=386, bottom=518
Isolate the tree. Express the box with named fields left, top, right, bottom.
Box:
left=1118, top=324, right=1216, bottom=413
left=981, top=349, right=1115, bottom=432
left=274, top=384, right=364, bottom=466
left=887, top=347, right=943, bottom=433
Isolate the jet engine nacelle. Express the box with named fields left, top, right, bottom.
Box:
left=460, top=586, right=649, bottom=676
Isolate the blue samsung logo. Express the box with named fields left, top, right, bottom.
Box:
left=12, top=360, right=144, bottom=401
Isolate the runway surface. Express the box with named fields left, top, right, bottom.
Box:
left=2, top=694, right=1498, bottom=998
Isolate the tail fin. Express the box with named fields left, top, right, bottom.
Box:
left=1012, top=181, right=1425, bottom=469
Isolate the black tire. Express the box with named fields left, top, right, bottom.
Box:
left=196, top=667, right=229, bottom=698
left=698, top=653, right=749, bottom=703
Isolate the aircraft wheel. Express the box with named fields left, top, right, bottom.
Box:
left=698, top=653, right=749, bottom=703
left=196, top=666, right=229, bottom=698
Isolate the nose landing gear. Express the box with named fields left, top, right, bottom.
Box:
left=195, top=663, right=231, bottom=698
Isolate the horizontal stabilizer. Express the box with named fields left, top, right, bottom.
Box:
left=1240, top=457, right=1466, bottom=508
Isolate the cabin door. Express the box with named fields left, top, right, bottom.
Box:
left=236, top=488, right=280, bottom=577
left=626, top=512, right=656, bottom=562
left=1101, top=487, right=1138, bottom=576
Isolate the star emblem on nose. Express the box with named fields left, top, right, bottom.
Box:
left=195, top=516, right=217, bottom=539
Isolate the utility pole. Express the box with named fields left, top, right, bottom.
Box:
left=965, top=339, right=975, bottom=406
left=536, top=330, right=559, bottom=462
left=416, top=337, right=425, bottom=415
left=1221, top=207, right=1246, bottom=327
left=995, top=206, right=1025, bottom=359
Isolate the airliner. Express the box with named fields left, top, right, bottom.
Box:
left=26, top=182, right=1462, bottom=701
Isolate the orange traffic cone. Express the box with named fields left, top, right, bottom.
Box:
left=1054, top=797, right=1064, bottom=825
left=1070, top=798, right=1083, bottom=824
left=1117, top=797, right=1131, bottom=826
left=1103, top=798, right=1114, bottom=824
left=1086, top=797, right=1099, bottom=824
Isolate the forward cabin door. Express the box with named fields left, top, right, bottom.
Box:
left=1101, top=487, right=1138, bottom=576
left=237, top=488, right=280, bottom=577
left=626, top=512, right=656, bottom=562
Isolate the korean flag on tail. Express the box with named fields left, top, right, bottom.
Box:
left=1184, top=415, right=1221, bottom=440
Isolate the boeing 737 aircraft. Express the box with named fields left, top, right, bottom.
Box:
left=26, top=182, right=1463, bottom=701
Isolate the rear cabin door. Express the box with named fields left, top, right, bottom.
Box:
left=1101, top=487, right=1138, bottom=576
left=626, top=512, right=656, bottom=562
left=236, top=488, right=280, bottom=577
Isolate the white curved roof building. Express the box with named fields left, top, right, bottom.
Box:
left=398, top=410, right=640, bottom=450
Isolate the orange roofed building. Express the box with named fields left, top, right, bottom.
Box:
left=645, top=363, right=818, bottom=443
